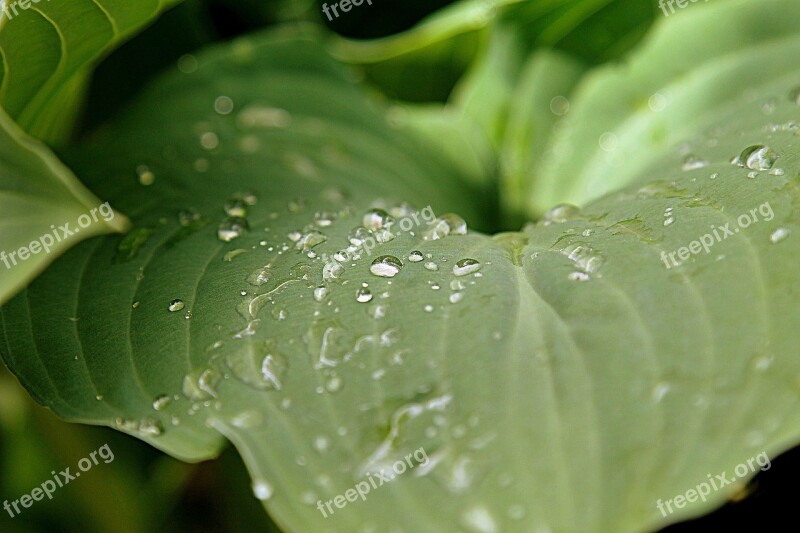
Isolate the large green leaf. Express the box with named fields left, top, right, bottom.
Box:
left=0, top=107, right=128, bottom=306
left=0, top=0, right=182, bottom=143
left=3, top=4, right=800, bottom=533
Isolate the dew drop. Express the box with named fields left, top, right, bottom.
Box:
left=440, top=213, right=468, bottom=235
left=681, top=155, right=708, bottom=171
left=323, top=260, right=344, bottom=281
left=424, top=261, right=439, bottom=271
left=356, top=288, right=374, bottom=303
left=313, top=286, right=329, bottom=302
left=362, top=209, right=393, bottom=231
left=542, top=204, right=579, bottom=225
left=770, top=227, right=790, bottom=243
left=168, top=299, right=185, bottom=312
left=136, top=165, right=155, bottom=186
left=370, top=255, right=403, bottom=278
left=252, top=479, right=274, bottom=501
left=348, top=226, right=374, bottom=246
left=453, top=258, right=481, bottom=277
left=408, top=250, right=424, bottom=263
left=731, top=144, right=779, bottom=170
left=460, top=505, right=499, bottom=533
left=153, top=395, right=171, bottom=411
left=224, top=198, right=248, bottom=218
left=217, top=217, right=248, bottom=242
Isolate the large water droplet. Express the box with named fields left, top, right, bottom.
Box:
left=370, top=256, right=403, bottom=278
left=440, top=213, right=468, bottom=235
left=731, top=145, right=779, bottom=170
left=453, top=258, right=481, bottom=277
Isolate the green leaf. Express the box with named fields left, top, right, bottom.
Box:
left=0, top=0, right=182, bottom=143
left=528, top=0, right=800, bottom=215
left=0, top=107, right=128, bottom=306
left=4, top=5, right=800, bottom=533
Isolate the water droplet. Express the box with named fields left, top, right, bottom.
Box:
left=168, top=299, right=185, bottom=312
left=214, top=96, right=234, bottom=115
left=424, top=261, right=439, bottom=271
left=182, top=368, right=221, bottom=400
left=550, top=95, right=570, bottom=116
left=325, top=375, right=343, bottom=393
left=136, top=165, right=155, bottom=186
left=449, top=292, right=464, bottom=304
left=440, top=213, right=468, bottom=235
left=139, top=418, right=164, bottom=437
left=374, top=228, right=395, bottom=243
left=295, top=231, right=327, bottom=251
left=681, top=155, right=708, bottom=171
left=348, top=227, right=374, bottom=246
left=314, top=286, right=329, bottom=302
left=224, top=198, right=248, bottom=218
left=542, top=204, right=579, bottom=225
left=770, top=227, right=790, bottom=243
left=453, top=259, right=481, bottom=277
left=408, top=250, right=424, bottom=263
left=247, top=266, right=273, bottom=286
left=217, top=217, right=248, bottom=242
left=460, top=505, right=499, bottom=533
left=423, top=219, right=450, bottom=240
left=252, top=479, right=274, bottom=501
left=153, top=395, right=171, bottom=411
left=323, top=260, right=344, bottom=281
left=356, top=288, right=374, bottom=303
left=200, top=131, right=219, bottom=150
left=731, top=144, right=779, bottom=170
left=362, top=209, right=393, bottom=231
left=223, top=249, right=247, bottom=262
left=370, top=256, right=403, bottom=278
left=314, top=211, right=336, bottom=227
left=568, top=272, right=590, bottom=282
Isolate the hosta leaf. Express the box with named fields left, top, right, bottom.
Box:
left=527, top=0, right=800, bottom=215
left=0, top=107, right=128, bottom=306
left=3, top=9, right=800, bottom=533
left=0, top=0, right=182, bottom=143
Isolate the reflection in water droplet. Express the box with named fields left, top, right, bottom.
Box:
left=731, top=144, right=779, bottom=170
left=356, top=288, right=374, bottom=303
left=370, top=256, right=403, bottom=278
left=408, top=250, right=424, bottom=263
left=453, top=259, right=481, bottom=276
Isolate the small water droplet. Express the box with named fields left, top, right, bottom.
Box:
left=217, top=217, right=248, bottom=242
left=423, top=219, right=450, bottom=241
left=681, top=155, right=708, bottom=171
left=224, top=198, right=248, bottom=218
left=770, top=227, right=790, bottom=243
left=362, top=209, right=393, bottom=231
left=424, top=261, right=439, bottom=271
left=449, top=292, right=464, bottom=304
left=314, top=286, right=329, bottom=302
left=252, top=479, right=274, bottom=501
left=214, top=96, right=234, bottom=115
left=168, top=299, right=185, bottom=312
left=136, top=165, right=155, bottom=186
left=356, top=288, right=374, bottom=303
left=453, top=259, right=481, bottom=277
left=323, top=260, right=344, bottom=281
left=542, top=204, right=579, bottom=225
left=153, top=395, right=171, bottom=411
left=460, top=505, right=499, bottom=533
left=370, top=255, right=403, bottom=278
left=408, top=250, right=424, bottom=263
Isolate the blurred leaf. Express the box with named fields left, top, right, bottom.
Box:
left=0, top=108, right=128, bottom=306
left=0, top=0, right=183, bottom=143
